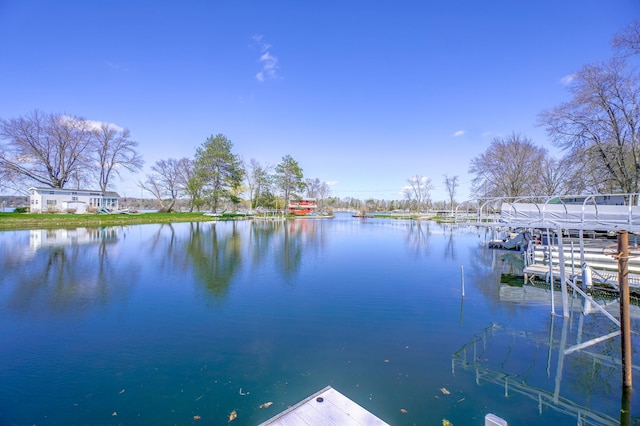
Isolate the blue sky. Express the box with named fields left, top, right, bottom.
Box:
left=1, top=1, right=639, bottom=202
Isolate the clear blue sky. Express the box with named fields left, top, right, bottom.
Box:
left=1, top=1, right=638, bottom=202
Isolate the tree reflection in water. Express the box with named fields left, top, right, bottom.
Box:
left=186, top=222, right=242, bottom=298
left=1, top=228, right=135, bottom=317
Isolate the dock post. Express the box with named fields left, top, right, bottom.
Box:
left=557, top=227, right=569, bottom=318
left=618, top=230, right=632, bottom=389
left=546, top=228, right=555, bottom=316
left=461, top=265, right=465, bottom=297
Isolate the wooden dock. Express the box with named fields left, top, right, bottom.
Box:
left=258, top=386, right=389, bottom=426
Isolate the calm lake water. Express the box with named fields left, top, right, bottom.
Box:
left=0, top=214, right=638, bottom=425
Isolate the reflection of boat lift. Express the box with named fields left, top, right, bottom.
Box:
left=472, top=195, right=640, bottom=357
left=452, top=322, right=638, bottom=425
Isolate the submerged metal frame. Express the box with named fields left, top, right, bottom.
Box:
left=460, top=193, right=640, bottom=353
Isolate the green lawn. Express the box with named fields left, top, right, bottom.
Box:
left=0, top=212, right=248, bottom=230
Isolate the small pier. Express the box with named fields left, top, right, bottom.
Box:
left=258, top=386, right=389, bottom=426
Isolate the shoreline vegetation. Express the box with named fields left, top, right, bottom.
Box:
left=0, top=212, right=459, bottom=231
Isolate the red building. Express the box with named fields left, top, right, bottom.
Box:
left=288, top=198, right=317, bottom=215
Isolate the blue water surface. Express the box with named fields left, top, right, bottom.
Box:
left=0, top=215, right=637, bottom=425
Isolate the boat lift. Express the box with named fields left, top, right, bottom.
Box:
left=458, top=193, right=640, bottom=388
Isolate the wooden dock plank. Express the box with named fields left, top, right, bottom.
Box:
left=259, top=386, right=389, bottom=426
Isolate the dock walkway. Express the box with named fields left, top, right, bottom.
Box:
left=258, top=386, right=389, bottom=426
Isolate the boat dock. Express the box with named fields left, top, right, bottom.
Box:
left=522, top=240, right=640, bottom=289
left=258, top=386, right=389, bottom=426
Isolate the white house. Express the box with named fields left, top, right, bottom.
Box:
left=29, top=187, right=120, bottom=213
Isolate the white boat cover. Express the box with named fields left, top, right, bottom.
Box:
left=500, top=202, right=640, bottom=231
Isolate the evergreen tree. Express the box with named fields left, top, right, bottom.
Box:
left=194, top=134, right=244, bottom=211
left=275, top=155, right=305, bottom=210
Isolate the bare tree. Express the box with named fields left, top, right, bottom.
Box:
left=317, top=181, right=331, bottom=211
left=443, top=174, right=459, bottom=212
left=92, top=123, right=143, bottom=191
left=0, top=110, right=93, bottom=188
left=404, top=175, right=433, bottom=213
left=244, top=158, right=272, bottom=211
left=537, top=157, right=566, bottom=195
left=177, top=158, right=204, bottom=212
left=613, top=20, right=640, bottom=57
left=140, top=158, right=184, bottom=212
left=469, top=133, right=547, bottom=198
left=539, top=59, right=640, bottom=193
left=305, top=177, right=322, bottom=198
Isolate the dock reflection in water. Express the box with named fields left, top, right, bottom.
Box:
left=454, top=285, right=640, bottom=425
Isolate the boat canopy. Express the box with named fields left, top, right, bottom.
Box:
left=500, top=202, right=640, bottom=232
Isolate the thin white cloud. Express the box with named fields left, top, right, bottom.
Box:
left=253, top=34, right=280, bottom=82
left=561, top=74, right=576, bottom=86
left=60, top=116, right=124, bottom=132
left=326, top=180, right=338, bottom=186
left=105, top=61, right=129, bottom=72
left=452, top=130, right=465, bottom=137
left=86, top=119, right=124, bottom=132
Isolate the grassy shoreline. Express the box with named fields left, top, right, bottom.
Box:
left=0, top=212, right=247, bottom=231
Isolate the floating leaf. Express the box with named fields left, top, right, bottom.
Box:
left=259, top=402, right=273, bottom=409
left=111, top=412, right=117, bottom=417
left=440, top=387, right=450, bottom=395
left=443, top=419, right=452, bottom=426
left=228, top=410, right=237, bottom=422
left=193, top=415, right=201, bottom=421
left=400, top=408, right=408, bottom=414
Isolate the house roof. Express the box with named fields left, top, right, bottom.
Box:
left=29, top=187, right=121, bottom=197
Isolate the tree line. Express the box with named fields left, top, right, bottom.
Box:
left=140, top=135, right=311, bottom=213
left=470, top=21, right=640, bottom=199
left=0, top=115, right=319, bottom=213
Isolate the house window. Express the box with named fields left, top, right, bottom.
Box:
left=72, top=196, right=78, bottom=201
left=49, top=191, right=54, bottom=195
left=46, top=200, right=57, bottom=206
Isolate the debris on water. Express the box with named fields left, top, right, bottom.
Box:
left=457, top=397, right=465, bottom=403
left=239, top=388, right=249, bottom=396
left=384, top=359, right=390, bottom=363
left=400, top=408, right=408, bottom=414
left=195, top=395, right=204, bottom=401
left=112, top=411, right=117, bottom=417
left=259, top=402, right=273, bottom=409
left=440, top=387, right=450, bottom=395
left=228, top=410, right=237, bottom=422
left=118, top=389, right=125, bottom=395
left=193, top=415, right=201, bottom=421
left=442, top=419, right=453, bottom=426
